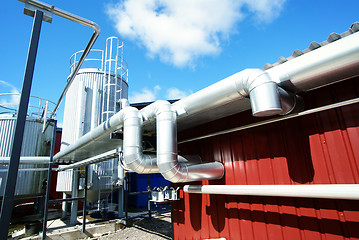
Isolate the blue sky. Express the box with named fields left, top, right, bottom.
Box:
left=1, top=0, right=358, bottom=124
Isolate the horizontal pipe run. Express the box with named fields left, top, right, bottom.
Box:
left=179, top=97, right=359, bottom=144
left=18, top=0, right=99, bottom=30
left=57, top=149, right=120, bottom=171
left=267, top=31, right=359, bottom=92
left=49, top=197, right=84, bottom=203
left=128, top=191, right=150, bottom=196
left=0, top=168, right=55, bottom=172
left=0, top=157, right=50, bottom=165
left=54, top=110, right=125, bottom=162
left=18, top=0, right=101, bottom=121
left=183, top=184, right=359, bottom=200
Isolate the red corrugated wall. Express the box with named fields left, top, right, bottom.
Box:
left=173, top=76, right=359, bottom=240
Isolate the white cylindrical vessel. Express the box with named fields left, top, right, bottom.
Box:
left=58, top=37, right=128, bottom=203
left=0, top=95, right=56, bottom=200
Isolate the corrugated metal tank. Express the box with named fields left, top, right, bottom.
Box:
left=61, top=68, right=105, bottom=147
left=57, top=37, right=128, bottom=203
left=173, top=76, right=359, bottom=239
left=0, top=116, right=55, bottom=199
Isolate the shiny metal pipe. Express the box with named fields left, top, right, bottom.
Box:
left=54, top=109, right=124, bottom=161
left=184, top=184, right=359, bottom=200
left=18, top=0, right=101, bottom=120
left=0, top=157, right=50, bottom=165
left=170, top=69, right=292, bottom=119
left=267, top=31, right=359, bottom=92
left=57, top=149, right=119, bottom=171
left=122, top=107, right=158, bottom=173
left=155, top=101, right=224, bottom=182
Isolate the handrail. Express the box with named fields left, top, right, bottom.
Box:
left=69, top=49, right=104, bottom=72
left=0, top=93, right=56, bottom=119
left=17, top=0, right=101, bottom=122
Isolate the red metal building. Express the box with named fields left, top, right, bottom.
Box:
left=173, top=45, right=359, bottom=240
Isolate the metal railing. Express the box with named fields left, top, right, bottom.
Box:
left=0, top=93, right=56, bottom=119
left=69, top=49, right=104, bottom=73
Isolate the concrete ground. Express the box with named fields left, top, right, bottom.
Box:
left=10, top=205, right=172, bottom=240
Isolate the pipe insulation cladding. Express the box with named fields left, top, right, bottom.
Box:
left=266, top=29, right=359, bottom=92
left=164, top=69, right=299, bottom=120
left=122, top=107, right=158, bottom=173
left=121, top=103, right=224, bottom=182
left=54, top=26, right=359, bottom=183
left=155, top=101, right=225, bottom=182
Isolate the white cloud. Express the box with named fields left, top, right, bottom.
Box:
left=166, top=88, right=191, bottom=100
left=107, top=0, right=285, bottom=67
left=128, top=85, right=192, bottom=103
left=0, top=80, right=20, bottom=107
left=129, top=85, right=161, bottom=103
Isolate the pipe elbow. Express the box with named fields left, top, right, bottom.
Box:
left=91, top=22, right=101, bottom=34
left=234, top=69, right=299, bottom=117
left=122, top=106, right=159, bottom=173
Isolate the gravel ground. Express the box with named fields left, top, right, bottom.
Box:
left=95, top=212, right=173, bottom=240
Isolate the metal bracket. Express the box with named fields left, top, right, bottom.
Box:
left=24, top=1, right=53, bottom=23
left=150, top=186, right=180, bottom=203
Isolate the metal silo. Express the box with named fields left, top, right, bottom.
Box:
left=57, top=37, right=128, bottom=205
left=0, top=94, right=56, bottom=200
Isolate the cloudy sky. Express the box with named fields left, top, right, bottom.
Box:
left=1, top=0, right=358, bottom=123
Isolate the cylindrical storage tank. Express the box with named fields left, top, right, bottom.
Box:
left=58, top=37, right=128, bottom=203
left=60, top=68, right=105, bottom=147
left=0, top=101, right=55, bottom=200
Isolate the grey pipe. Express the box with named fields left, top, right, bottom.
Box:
left=167, top=69, right=297, bottom=120
left=54, top=110, right=125, bottom=161
left=121, top=102, right=224, bottom=182
left=54, top=25, right=359, bottom=173
left=267, top=30, right=359, bottom=92
left=155, top=101, right=224, bottom=182
left=122, top=107, right=158, bottom=173
left=184, top=184, right=359, bottom=200
left=0, top=157, right=50, bottom=165
left=57, top=149, right=120, bottom=171
left=18, top=0, right=101, bottom=120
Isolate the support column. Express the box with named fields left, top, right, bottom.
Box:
left=61, top=193, right=68, bottom=219
left=0, top=10, right=43, bottom=239
left=70, top=169, right=79, bottom=225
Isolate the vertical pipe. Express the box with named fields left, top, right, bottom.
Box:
left=147, top=174, right=151, bottom=219
left=91, top=80, right=98, bottom=130
left=70, top=169, right=79, bottom=225
left=61, top=193, right=68, bottom=219
left=118, top=154, right=124, bottom=218
left=124, top=172, right=128, bottom=225
left=41, top=120, right=57, bottom=240
left=77, top=80, right=85, bottom=139
left=0, top=10, right=43, bottom=239
left=82, top=166, right=88, bottom=233
left=118, top=187, right=124, bottom=217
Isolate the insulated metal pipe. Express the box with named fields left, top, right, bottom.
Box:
left=57, top=149, right=120, bottom=171
left=17, top=0, right=101, bottom=120
left=183, top=184, right=359, bottom=200
left=0, top=156, right=50, bottom=165
left=122, top=107, right=158, bottom=173
left=155, top=101, right=224, bottom=182
left=165, top=69, right=296, bottom=119
left=267, top=30, right=359, bottom=92
left=54, top=109, right=125, bottom=161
